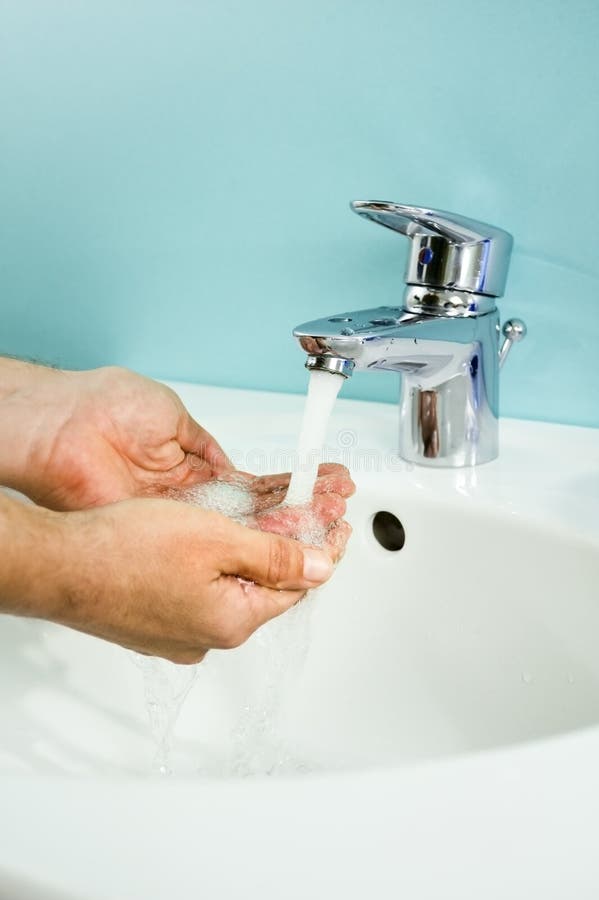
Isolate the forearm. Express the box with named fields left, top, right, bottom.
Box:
left=0, top=357, right=51, bottom=397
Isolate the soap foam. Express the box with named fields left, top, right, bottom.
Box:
left=169, top=475, right=254, bottom=523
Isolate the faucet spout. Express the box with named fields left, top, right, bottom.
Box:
left=295, top=306, right=485, bottom=379
left=305, top=354, right=355, bottom=379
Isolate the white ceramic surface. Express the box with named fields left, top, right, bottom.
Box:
left=1, top=383, right=598, bottom=899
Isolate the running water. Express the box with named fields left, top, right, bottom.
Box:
left=285, top=370, right=344, bottom=506
left=133, top=654, right=199, bottom=775
left=136, top=369, right=345, bottom=775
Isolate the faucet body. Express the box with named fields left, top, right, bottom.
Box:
left=293, top=201, right=526, bottom=468
left=295, top=305, right=501, bottom=466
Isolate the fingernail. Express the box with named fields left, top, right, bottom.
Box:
left=303, top=548, right=334, bottom=584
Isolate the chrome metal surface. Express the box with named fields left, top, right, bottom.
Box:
left=305, top=354, right=355, bottom=378
left=293, top=201, right=526, bottom=467
left=403, top=285, right=496, bottom=318
left=351, top=200, right=513, bottom=297
left=499, top=318, right=528, bottom=368
left=295, top=307, right=500, bottom=467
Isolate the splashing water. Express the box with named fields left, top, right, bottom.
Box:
left=231, top=594, right=316, bottom=776
left=229, top=373, right=345, bottom=772
left=133, top=654, right=199, bottom=775
left=136, top=370, right=345, bottom=776
left=285, top=370, right=344, bottom=506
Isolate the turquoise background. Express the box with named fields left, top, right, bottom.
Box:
left=1, top=0, right=598, bottom=426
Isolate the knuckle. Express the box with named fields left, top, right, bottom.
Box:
left=267, top=538, right=293, bottom=585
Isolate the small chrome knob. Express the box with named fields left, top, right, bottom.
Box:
left=499, top=318, right=527, bottom=368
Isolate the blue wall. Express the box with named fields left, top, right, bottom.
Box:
left=2, top=0, right=598, bottom=426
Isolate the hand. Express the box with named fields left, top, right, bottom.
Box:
left=3, top=494, right=349, bottom=664
left=244, top=463, right=354, bottom=552
left=1, top=364, right=233, bottom=511
left=172, top=463, right=355, bottom=549
left=239, top=462, right=356, bottom=512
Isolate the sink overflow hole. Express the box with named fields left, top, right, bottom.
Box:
left=372, top=511, right=406, bottom=551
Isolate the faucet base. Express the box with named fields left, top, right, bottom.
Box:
left=397, top=340, right=499, bottom=467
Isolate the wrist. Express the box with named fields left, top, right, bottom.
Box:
left=0, top=359, right=77, bottom=499
left=0, top=492, right=114, bottom=636
left=0, top=492, right=69, bottom=618
left=0, top=357, right=55, bottom=399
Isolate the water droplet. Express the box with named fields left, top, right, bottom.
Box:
left=521, top=671, right=533, bottom=685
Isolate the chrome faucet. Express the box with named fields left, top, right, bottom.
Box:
left=293, top=201, right=526, bottom=467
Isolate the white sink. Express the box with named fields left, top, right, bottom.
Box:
left=1, top=382, right=599, bottom=899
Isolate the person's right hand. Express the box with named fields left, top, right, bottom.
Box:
left=5, top=494, right=349, bottom=664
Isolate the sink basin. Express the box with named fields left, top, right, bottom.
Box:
left=1, top=382, right=599, bottom=899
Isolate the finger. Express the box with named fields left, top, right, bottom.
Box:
left=210, top=575, right=305, bottom=647
left=137, top=453, right=217, bottom=497
left=324, top=520, right=352, bottom=563
left=247, top=463, right=352, bottom=495
left=255, top=493, right=346, bottom=538
left=214, top=522, right=352, bottom=641
left=242, top=472, right=290, bottom=496
left=251, top=485, right=289, bottom=512
left=177, top=413, right=234, bottom=475
left=248, top=464, right=355, bottom=511
left=316, top=463, right=353, bottom=479
left=313, top=469, right=356, bottom=498
left=314, top=464, right=355, bottom=498
left=222, top=520, right=334, bottom=590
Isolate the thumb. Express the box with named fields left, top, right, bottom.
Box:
left=224, top=521, right=334, bottom=590
left=178, top=413, right=234, bottom=475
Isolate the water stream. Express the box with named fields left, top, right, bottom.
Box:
left=137, top=369, right=344, bottom=775
left=285, top=370, right=344, bottom=505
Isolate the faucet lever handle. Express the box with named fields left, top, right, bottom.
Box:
left=351, top=200, right=513, bottom=298
left=499, top=318, right=527, bottom=368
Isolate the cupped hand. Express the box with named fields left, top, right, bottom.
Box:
left=18, top=366, right=233, bottom=511
left=251, top=464, right=354, bottom=554
left=239, top=462, right=356, bottom=511
left=171, top=463, right=355, bottom=549
left=46, top=497, right=350, bottom=663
